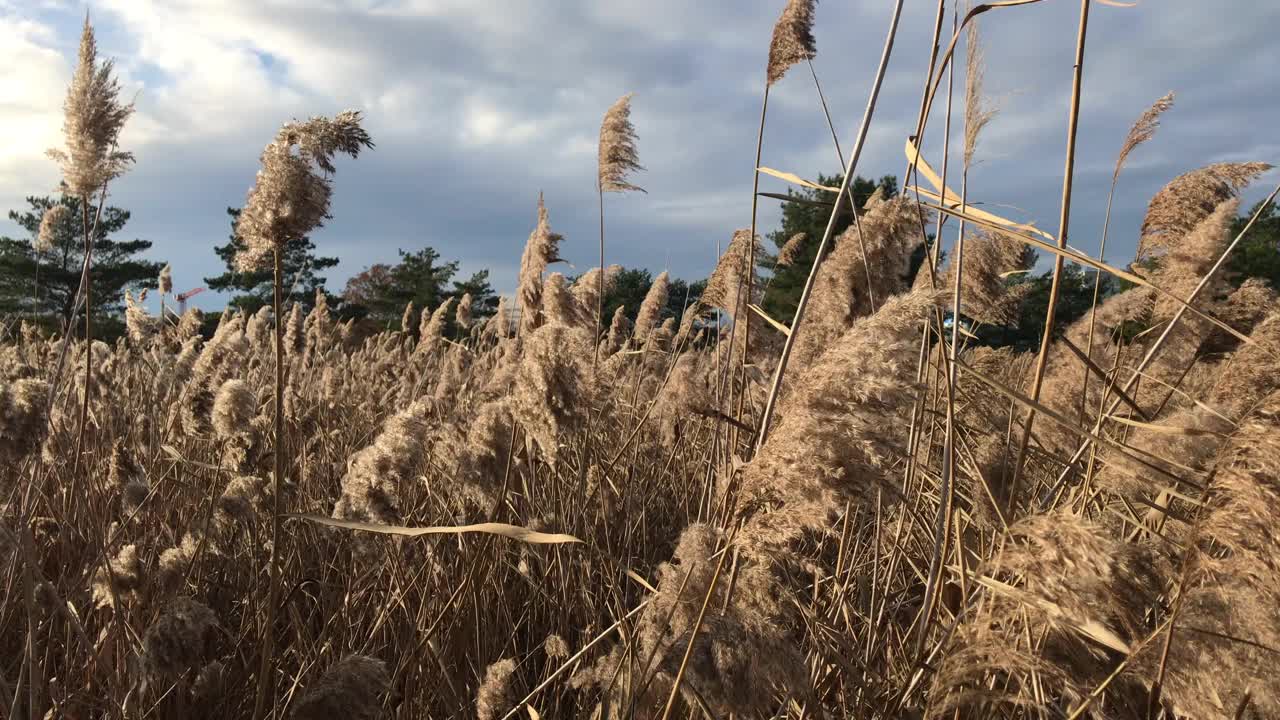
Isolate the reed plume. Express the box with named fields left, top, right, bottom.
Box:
left=291, top=655, right=390, bottom=720
left=510, top=324, right=591, bottom=462
left=962, top=12, right=995, bottom=169
left=516, top=194, right=563, bottom=336
left=597, top=93, right=644, bottom=359
left=774, top=232, right=807, bottom=268
left=634, top=270, right=669, bottom=346
left=569, top=265, right=621, bottom=328
left=931, top=512, right=1162, bottom=717
left=935, top=227, right=1032, bottom=325
left=579, top=524, right=804, bottom=717
left=766, top=0, right=817, bottom=86
left=233, top=111, right=373, bottom=272
left=489, top=295, right=512, bottom=338
left=90, top=542, right=140, bottom=609
left=36, top=204, right=69, bottom=253
left=739, top=287, right=938, bottom=550
left=604, top=304, right=631, bottom=355
left=124, top=290, right=156, bottom=346
left=540, top=273, right=580, bottom=327
left=598, top=94, right=645, bottom=194
left=416, top=297, right=454, bottom=359
left=1, top=378, right=50, bottom=458
left=333, top=397, right=434, bottom=525
left=792, top=196, right=925, bottom=371
left=158, top=263, right=173, bottom=295
left=1115, top=92, right=1174, bottom=181
left=455, top=292, right=473, bottom=329
left=1153, top=389, right=1280, bottom=719
left=690, top=228, right=758, bottom=329
left=46, top=13, right=134, bottom=197
left=475, top=658, right=517, bottom=720
left=137, top=598, right=220, bottom=687
left=109, top=439, right=149, bottom=514
left=1139, top=161, right=1270, bottom=260
left=212, top=378, right=255, bottom=441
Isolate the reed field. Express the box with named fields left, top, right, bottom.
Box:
left=3, top=1, right=1279, bottom=718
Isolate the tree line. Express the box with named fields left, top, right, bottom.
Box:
left=3, top=183, right=1279, bottom=343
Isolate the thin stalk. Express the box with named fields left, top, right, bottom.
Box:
left=1008, top=0, right=1092, bottom=509
left=915, top=7, right=961, bottom=656
left=253, top=244, right=288, bottom=720
left=810, top=60, right=879, bottom=313
left=45, top=186, right=108, bottom=419
left=658, top=537, right=733, bottom=720
left=900, top=0, right=952, bottom=499
left=595, top=184, right=605, bottom=372
left=1078, top=165, right=1122, bottom=432
left=756, top=0, right=906, bottom=450
left=732, top=85, right=770, bottom=455
left=73, top=195, right=94, bottom=460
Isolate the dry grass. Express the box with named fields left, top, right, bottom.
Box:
left=3, top=6, right=1279, bottom=720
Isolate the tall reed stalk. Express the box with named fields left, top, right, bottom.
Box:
left=1008, top=0, right=1092, bottom=508
left=756, top=0, right=906, bottom=449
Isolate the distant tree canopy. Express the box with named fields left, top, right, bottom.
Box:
left=1227, top=197, right=1280, bottom=290
left=206, top=207, right=339, bottom=313
left=0, top=194, right=161, bottom=327
left=761, top=173, right=900, bottom=321
left=977, top=199, right=1279, bottom=351
left=973, top=263, right=1126, bottom=351
left=341, top=246, right=497, bottom=329
left=595, top=267, right=705, bottom=328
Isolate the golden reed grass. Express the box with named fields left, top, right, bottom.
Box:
left=3, top=7, right=1279, bottom=720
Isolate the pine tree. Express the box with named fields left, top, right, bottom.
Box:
left=206, top=206, right=339, bottom=312
left=0, top=194, right=161, bottom=326
left=761, top=173, right=898, bottom=321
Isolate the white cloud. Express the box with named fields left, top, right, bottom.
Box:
left=0, top=14, right=68, bottom=202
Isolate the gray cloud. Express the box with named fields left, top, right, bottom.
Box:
left=2, top=0, right=1277, bottom=310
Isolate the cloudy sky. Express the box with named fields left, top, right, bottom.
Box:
left=2, top=0, right=1277, bottom=311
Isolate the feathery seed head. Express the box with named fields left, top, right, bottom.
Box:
left=47, top=14, right=135, bottom=197
left=91, top=543, right=142, bottom=609
left=541, top=273, right=579, bottom=327
left=1115, top=92, right=1174, bottom=180
left=766, top=0, right=817, bottom=86
left=516, top=194, right=564, bottom=335
left=234, top=111, right=373, bottom=272
left=138, top=598, right=220, bottom=685
left=963, top=13, right=996, bottom=168
left=634, top=270, right=670, bottom=345
left=455, top=292, right=473, bottom=329
left=158, top=263, right=173, bottom=295
left=291, top=655, right=390, bottom=720
left=212, top=379, right=255, bottom=440
left=1140, top=161, right=1270, bottom=258
left=775, top=232, right=807, bottom=267
left=400, top=301, right=415, bottom=334
left=475, top=658, right=517, bottom=720
left=598, top=93, right=645, bottom=193
left=1, top=379, right=50, bottom=458
left=37, top=204, right=70, bottom=253
left=604, top=304, right=631, bottom=355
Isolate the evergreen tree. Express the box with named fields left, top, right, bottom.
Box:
left=0, top=194, right=161, bottom=326
left=975, top=264, right=1123, bottom=351
left=761, top=173, right=899, bottom=321
left=206, top=207, right=339, bottom=312
left=1227, top=198, right=1280, bottom=289
left=341, top=247, right=497, bottom=328
left=588, top=267, right=704, bottom=328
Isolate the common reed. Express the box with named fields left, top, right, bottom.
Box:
left=6, top=4, right=1280, bottom=720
